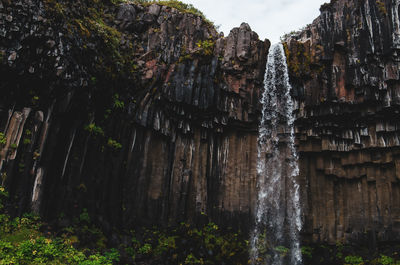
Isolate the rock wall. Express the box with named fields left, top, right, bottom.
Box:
left=0, top=0, right=269, bottom=231
left=286, top=0, right=400, bottom=245
left=4, top=0, right=400, bottom=249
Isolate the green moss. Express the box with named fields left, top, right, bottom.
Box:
left=283, top=40, right=312, bottom=79
left=136, top=0, right=214, bottom=26
left=123, top=222, right=248, bottom=264
left=195, top=39, right=215, bottom=56
left=376, top=1, right=387, bottom=16
left=0, top=186, right=119, bottom=265
left=378, top=255, right=394, bottom=265
left=344, top=255, right=364, bottom=265
left=113, top=94, right=125, bottom=109
left=0, top=132, right=6, bottom=147
left=107, top=138, right=122, bottom=149
left=301, top=246, right=313, bottom=259
left=84, top=123, right=105, bottom=136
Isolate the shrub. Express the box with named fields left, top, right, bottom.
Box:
left=344, top=255, right=364, bottom=265
left=0, top=186, right=119, bottom=265
left=107, top=138, right=122, bottom=149
left=84, top=123, right=104, bottom=136
left=196, top=39, right=214, bottom=56
left=379, top=255, right=394, bottom=265
left=0, top=132, right=6, bottom=147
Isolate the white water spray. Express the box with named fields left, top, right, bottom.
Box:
left=250, top=43, right=302, bottom=265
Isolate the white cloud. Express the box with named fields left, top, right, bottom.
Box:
left=184, top=0, right=328, bottom=43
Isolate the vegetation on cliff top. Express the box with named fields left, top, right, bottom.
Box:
left=134, top=0, right=212, bottom=24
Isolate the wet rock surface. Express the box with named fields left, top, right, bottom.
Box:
left=286, top=0, right=400, bottom=245
left=0, top=0, right=269, bottom=232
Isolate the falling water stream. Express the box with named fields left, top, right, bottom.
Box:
left=250, top=43, right=302, bottom=265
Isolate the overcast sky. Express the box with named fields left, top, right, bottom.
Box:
left=184, top=0, right=328, bottom=43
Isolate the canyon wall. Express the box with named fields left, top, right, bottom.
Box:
left=0, top=0, right=269, bottom=231
left=2, top=0, right=400, bottom=248
left=286, top=0, right=400, bottom=245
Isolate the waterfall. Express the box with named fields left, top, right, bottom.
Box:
left=250, top=43, right=302, bottom=265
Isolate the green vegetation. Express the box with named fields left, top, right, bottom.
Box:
left=282, top=40, right=314, bottom=80
left=300, top=243, right=400, bottom=264
left=0, top=132, right=6, bottom=147
left=0, top=186, right=119, bottom=265
left=274, top=246, right=289, bottom=257
left=85, top=123, right=105, bottom=136
left=379, top=255, right=395, bottom=265
left=124, top=222, right=248, bottom=264
left=107, top=138, right=122, bottom=149
left=3, top=182, right=400, bottom=264
left=135, top=0, right=213, bottom=26
left=113, top=94, right=125, bottom=109
left=195, top=39, right=215, bottom=56
left=344, top=255, right=364, bottom=265
left=301, top=246, right=313, bottom=259
left=376, top=1, right=387, bottom=16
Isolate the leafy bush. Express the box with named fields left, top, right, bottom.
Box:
left=85, top=123, right=105, bottom=136
left=0, top=186, right=119, bottom=265
left=113, top=94, right=125, bottom=109
left=107, top=138, right=122, bottom=149
left=379, top=254, right=394, bottom=265
left=344, top=255, right=364, bottom=265
left=0, top=132, right=6, bottom=147
left=125, top=222, right=248, bottom=264
left=195, top=39, right=215, bottom=56
left=301, top=246, right=313, bottom=259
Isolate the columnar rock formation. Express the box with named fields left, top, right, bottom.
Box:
left=286, top=0, right=400, bottom=244
left=0, top=0, right=268, bottom=231
left=2, top=0, right=400, bottom=248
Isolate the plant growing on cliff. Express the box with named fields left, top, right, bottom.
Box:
left=124, top=222, right=247, bottom=264
left=85, top=123, right=104, bottom=136
left=0, top=186, right=8, bottom=211
left=113, top=94, right=125, bottom=109
left=196, top=39, right=215, bottom=56
left=376, top=1, right=387, bottom=16
left=136, top=0, right=214, bottom=26
left=107, top=138, right=122, bottom=149
left=0, top=132, right=6, bottom=147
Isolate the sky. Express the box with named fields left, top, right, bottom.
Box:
left=184, top=0, right=328, bottom=43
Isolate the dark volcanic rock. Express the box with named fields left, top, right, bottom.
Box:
left=0, top=0, right=269, bottom=232
left=286, top=0, right=400, bottom=245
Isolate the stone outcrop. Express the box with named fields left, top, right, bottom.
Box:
left=0, top=0, right=269, bottom=232
left=285, top=0, right=400, bottom=245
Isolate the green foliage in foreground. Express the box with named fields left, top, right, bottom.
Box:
left=125, top=222, right=248, bottom=264
left=0, top=186, right=119, bottom=265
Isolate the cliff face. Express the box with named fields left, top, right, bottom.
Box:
left=286, top=0, right=400, bottom=244
left=3, top=0, right=400, bottom=249
left=0, top=0, right=269, bottom=231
